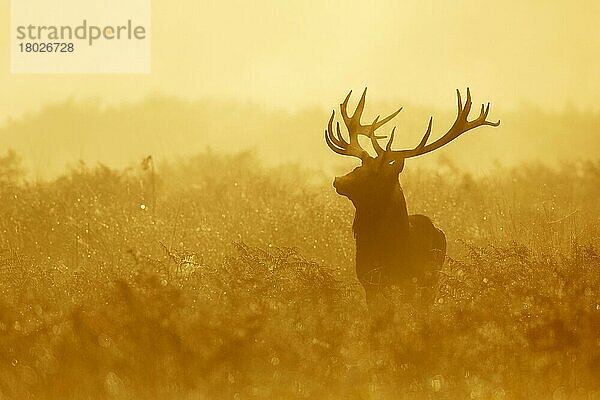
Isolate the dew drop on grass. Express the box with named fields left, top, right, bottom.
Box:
left=494, top=388, right=506, bottom=400
left=105, top=372, right=123, bottom=397
left=431, top=375, right=443, bottom=392
left=98, top=333, right=111, bottom=348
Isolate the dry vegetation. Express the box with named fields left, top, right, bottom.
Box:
left=0, top=150, right=599, bottom=399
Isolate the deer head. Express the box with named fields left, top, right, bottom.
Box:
left=325, top=88, right=500, bottom=205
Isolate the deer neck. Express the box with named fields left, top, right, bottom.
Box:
left=352, top=183, right=410, bottom=279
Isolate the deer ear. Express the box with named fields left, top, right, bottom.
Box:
left=389, top=158, right=405, bottom=173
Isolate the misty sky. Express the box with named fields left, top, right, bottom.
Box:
left=1, top=0, right=599, bottom=121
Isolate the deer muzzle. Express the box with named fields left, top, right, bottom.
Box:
left=333, top=176, right=350, bottom=197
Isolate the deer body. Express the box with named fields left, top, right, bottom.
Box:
left=350, top=180, right=410, bottom=284
left=335, top=161, right=446, bottom=297
left=325, top=88, right=498, bottom=300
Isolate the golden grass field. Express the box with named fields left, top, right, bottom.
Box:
left=0, top=150, right=598, bottom=399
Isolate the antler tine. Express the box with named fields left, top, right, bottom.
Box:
left=386, top=117, right=432, bottom=153
left=325, top=112, right=346, bottom=155
left=373, top=107, right=402, bottom=131
left=325, top=88, right=404, bottom=160
left=370, top=115, right=385, bottom=156
left=415, top=117, right=433, bottom=150
left=385, top=127, right=396, bottom=151
left=464, top=87, right=472, bottom=115
left=325, top=108, right=370, bottom=160
left=354, top=88, right=367, bottom=121
left=386, top=88, right=500, bottom=160
left=340, top=88, right=368, bottom=133
left=325, top=111, right=346, bottom=148
left=326, top=88, right=499, bottom=162
left=341, top=87, right=402, bottom=137
left=335, top=122, right=347, bottom=145
left=472, top=102, right=500, bottom=127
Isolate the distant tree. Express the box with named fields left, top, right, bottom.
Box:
left=0, top=150, right=25, bottom=184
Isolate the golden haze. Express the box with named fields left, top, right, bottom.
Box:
left=1, top=1, right=600, bottom=177
left=0, top=2, right=599, bottom=399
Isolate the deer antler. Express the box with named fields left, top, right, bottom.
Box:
left=383, top=88, right=500, bottom=160
left=325, top=88, right=401, bottom=161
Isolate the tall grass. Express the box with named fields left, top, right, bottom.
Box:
left=0, top=150, right=598, bottom=399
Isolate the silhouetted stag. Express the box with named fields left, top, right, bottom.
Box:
left=325, top=88, right=500, bottom=301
